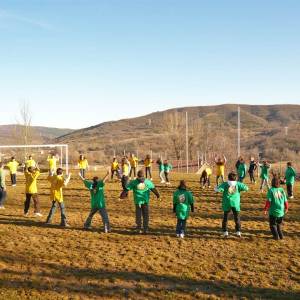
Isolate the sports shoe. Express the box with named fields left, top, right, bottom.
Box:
left=160, top=181, right=165, bottom=183
left=180, top=233, right=185, bottom=238
left=222, top=231, right=229, bottom=237
left=34, top=212, right=43, bottom=217
left=289, top=196, right=294, bottom=199
left=236, top=231, right=242, bottom=237
left=62, top=223, right=70, bottom=228
left=176, top=234, right=180, bottom=237
left=12, top=184, right=16, bottom=187
left=24, top=212, right=29, bottom=217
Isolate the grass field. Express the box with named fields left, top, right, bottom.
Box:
left=0, top=171, right=299, bottom=300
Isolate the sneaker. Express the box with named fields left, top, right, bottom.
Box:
left=160, top=181, right=165, bottom=184
left=62, top=223, right=70, bottom=228
left=24, top=212, right=29, bottom=217
left=12, top=184, right=16, bottom=187
left=34, top=212, right=43, bottom=217
left=180, top=233, right=185, bottom=238
left=104, top=226, right=110, bottom=233
left=222, top=231, right=229, bottom=237
left=236, top=231, right=242, bottom=237
left=289, top=196, right=294, bottom=199
left=176, top=234, right=180, bottom=237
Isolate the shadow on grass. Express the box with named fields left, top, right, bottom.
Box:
left=0, top=259, right=299, bottom=300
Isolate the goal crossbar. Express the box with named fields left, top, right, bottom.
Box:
left=0, top=144, right=69, bottom=174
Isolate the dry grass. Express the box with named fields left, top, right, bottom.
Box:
left=0, top=171, right=299, bottom=300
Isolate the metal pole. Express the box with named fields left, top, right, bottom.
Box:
left=186, top=111, right=189, bottom=174
left=65, top=145, right=69, bottom=174
left=238, top=106, right=241, bottom=158
left=60, top=146, right=63, bottom=168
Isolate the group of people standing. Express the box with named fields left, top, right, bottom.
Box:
left=0, top=152, right=297, bottom=240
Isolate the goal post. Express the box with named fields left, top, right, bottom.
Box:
left=0, top=144, right=69, bottom=174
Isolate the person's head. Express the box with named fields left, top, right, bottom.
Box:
left=271, top=175, right=280, bottom=188
left=137, top=170, right=144, bottom=178
left=263, top=160, right=267, bottom=166
left=228, top=172, right=237, bottom=181
left=240, top=158, right=244, bottom=163
left=113, top=157, right=116, bottom=162
left=79, top=154, right=84, bottom=160
left=121, top=157, right=126, bottom=164
left=287, top=162, right=292, bottom=167
left=217, top=157, right=222, bottom=163
left=178, top=180, right=187, bottom=190
left=250, top=157, right=254, bottom=161
left=28, top=155, right=32, bottom=160
left=51, top=153, right=55, bottom=158
left=92, top=176, right=99, bottom=189
left=11, top=156, right=15, bottom=161
left=56, top=168, right=63, bottom=175
left=164, top=160, right=168, bottom=164
left=146, top=154, right=150, bottom=159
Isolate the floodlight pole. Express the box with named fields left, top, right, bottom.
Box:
left=186, top=111, right=189, bottom=174
left=65, top=145, right=69, bottom=174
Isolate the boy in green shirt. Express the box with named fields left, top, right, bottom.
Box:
left=215, top=172, right=248, bottom=237
left=163, top=160, right=172, bottom=185
left=173, top=180, right=194, bottom=238
left=237, top=158, right=247, bottom=183
left=122, top=170, right=160, bottom=234
left=259, top=161, right=271, bottom=192
left=264, top=175, right=288, bottom=240
left=285, top=162, right=296, bottom=199
left=80, top=170, right=110, bottom=233
left=157, top=158, right=165, bottom=183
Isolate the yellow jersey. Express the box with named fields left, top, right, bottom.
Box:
left=111, top=161, right=119, bottom=171
left=129, top=156, right=138, bottom=168
left=47, top=157, right=58, bottom=170
left=6, top=161, right=19, bottom=174
left=205, top=167, right=212, bottom=176
left=122, top=163, right=130, bottom=176
left=25, top=159, right=36, bottom=168
left=216, top=163, right=225, bottom=176
left=78, top=159, right=88, bottom=169
left=25, top=170, right=40, bottom=194
left=48, top=175, right=65, bottom=202
left=144, top=158, right=152, bottom=168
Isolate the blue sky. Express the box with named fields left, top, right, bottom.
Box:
left=0, top=0, right=299, bottom=129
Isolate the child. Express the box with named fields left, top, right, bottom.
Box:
left=78, top=155, right=89, bottom=178
left=129, top=153, right=139, bottom=179
left=264, top=175, right=288, bottom=240
left=111, top=157, right=119, bottom=180
left=47, top=154, right=59, bottom=174
left=6, top=157, right=19, bottom=186
left=200, top=165, right=212, bottom=188
left=25, top=155, right=37, bottom=169
left=237, top=158, right=247, bottom=182
left=157, top=158, right=165, bottom=183
left=120, top=157, right=130, bottom=197
left=215, top=155, right=227, bottom=185
left=121, top=170, right=160, bottom=234
left=248, top=157, right=257, bottom=183
left=24, top=166, right=42, bottom=217
left=215, top=172, right=248, bottom=237
left=285, top=162, right=296, bottom=199
left=144, top=154, right=153, bottom=180
left=0, top=163, right=6, bottom=209
left=45, top=168, right=71, bottom=227
left=173, top=180, right=194, bottom=238
left=79, top=170, right=110, bottom=233
left=163, top=160, right=172, bottom=185
left=259, top=161, right=271, bottom=192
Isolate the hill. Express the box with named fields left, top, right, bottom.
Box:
left=0, top=125, right=74, bottom=145
left=54, top=104, right=300, bottom=164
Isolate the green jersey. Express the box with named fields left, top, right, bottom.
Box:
left=238, top=163, right=247, bottom=178
left=173, top=189, right=194, bottom=220
left=84, top=180, right=106, bottom=209
left=164, top=163, right=172, bottom=173
left=126, top=178, right=155, bottom=205
left=159, top=163, right=164, bottom=172
left=285, top=167, right=296, bottom=185
left=260, top=164, right=270, bottom=180
left=267, top=187, right=287, bottom=217
left=216, top=181, right=248, bottom=212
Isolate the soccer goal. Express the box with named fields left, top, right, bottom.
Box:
left=0, top=144, right=69, bottom=174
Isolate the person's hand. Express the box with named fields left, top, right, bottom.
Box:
left=264, top=210, right=267, bottom=216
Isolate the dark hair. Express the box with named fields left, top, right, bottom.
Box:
left=137, top=170, right=144, bottom=178
left=271, top=175, right=280, bottom=188
left=56, top=168, right=63, bottom=175
left=178, top=180, right=187, bottom=190
left=228, top=172, right=237, bottom=181
left=11, top=157, right=15, bottom=160
left=92, top=176, right=99, bottom=189
left=287, top=161, right=292, bottom=167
